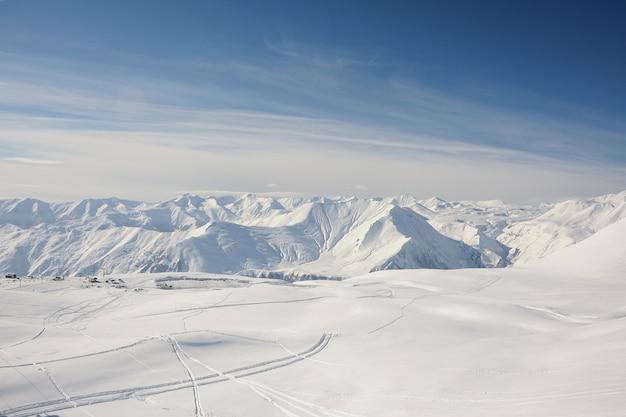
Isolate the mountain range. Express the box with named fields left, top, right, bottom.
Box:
left=1, top=191, right=624, bottom=279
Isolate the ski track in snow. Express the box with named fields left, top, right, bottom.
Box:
left=176, top=334, right=349, bottom=417
left=34, top=363, right=75, bottom=408
left=0, top=327, right=46, bottom=350
left=0, top=298, right=93, bottom=350
left=245, top=379, right=364, bottom=417
left=0, top=336, right=162, bottom=369
left=460, top=272, right=502, bottom=295
left=60, top=290, right=127, bottom=331
left=367, top=296, right=421, bottom=335
left=0, top=351, right=49, bottom=410
left=181, top=291, right=234, bottom=332
left=34, top=363, right=97, bottom=417
left=0, top=333, right=333, bottom=417
left=125, top=295, right=331, bottom=322
left=368, top=272, right=503, bottom=334
left=165, top=335, right=205, bottom=417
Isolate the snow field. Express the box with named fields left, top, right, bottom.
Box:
left=1, top=234, right=625, bottom=417
left=1, top=210, right=625, bottom=416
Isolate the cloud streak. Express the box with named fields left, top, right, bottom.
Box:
left=0, top=47, right=624, bottom=203
left=3, top=157, right=63, bottom=165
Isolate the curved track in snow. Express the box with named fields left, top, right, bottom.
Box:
left=1, top=333, right=333, bottom=417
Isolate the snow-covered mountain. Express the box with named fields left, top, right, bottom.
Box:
left=0, top=191, right=624, bottom=278
left=498, top=191, right=626, bottom=264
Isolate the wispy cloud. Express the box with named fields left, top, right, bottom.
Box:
left=183, top=41, right=626, bottom=163
left=0, top=47, right=624, bottom=203
left=3, top=157, right=63, bottom=165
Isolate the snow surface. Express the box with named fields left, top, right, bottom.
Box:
left=1, top=191, right=625, bottom=415
left=1, top=209, right=626, bottom=416
left=2, top=191, right=625, bottom=278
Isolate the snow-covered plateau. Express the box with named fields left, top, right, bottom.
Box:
left=1, top=191, right=625, bottom=416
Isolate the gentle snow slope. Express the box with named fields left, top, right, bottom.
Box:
left=1, top=224, right=624, bottom=417
left=498, top=190, right=626, bottom=265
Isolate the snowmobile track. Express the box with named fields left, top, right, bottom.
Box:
left=0, top=333, right=333, bottom=417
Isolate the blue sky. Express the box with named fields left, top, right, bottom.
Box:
left=0, top=0, right=625, bottom=203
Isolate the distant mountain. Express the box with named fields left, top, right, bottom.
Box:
left=0, top=191, right=624, bottom=279
left=525, top=216, right=626, bottom=276
left=497, top=191, right=626, bottom=265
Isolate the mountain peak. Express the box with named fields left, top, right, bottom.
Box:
left=0, top=191, right=624, bottom=278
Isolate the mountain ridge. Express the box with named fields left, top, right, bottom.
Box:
left=1, top=191, right=624, bottom=278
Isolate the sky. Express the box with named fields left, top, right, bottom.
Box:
left=0, top=0, right=625, bottom=204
